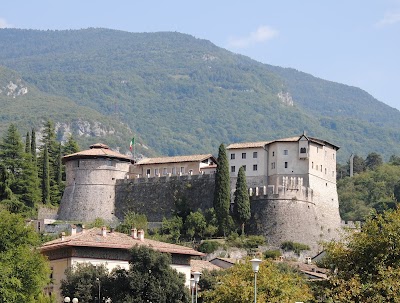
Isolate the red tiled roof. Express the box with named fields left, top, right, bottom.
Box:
left=40, top=228, right=204, bottom=257
left=62, top=143, right=132, bottom=163
left=137, top=154, right=215, bottom=165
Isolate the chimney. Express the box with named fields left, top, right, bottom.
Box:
left=71, top=225, right=77, bottom=236
left=61, top=232, right=66, bottom=241
left=137, top=229, right=145, bottom=241
left=131, top=228, right=138, bottom=239
left=101, top=226, right=107, bottom=237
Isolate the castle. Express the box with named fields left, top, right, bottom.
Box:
left=57, top=134, right=342, bottom=252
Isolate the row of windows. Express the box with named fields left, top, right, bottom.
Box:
left=231, top=165, right=258, bottom=173
left=147, top=167, right=188, bottom=176
left=231, top=152, right=258, bottom=160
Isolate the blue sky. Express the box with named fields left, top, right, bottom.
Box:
left=1, top=1, right=400, bottom=110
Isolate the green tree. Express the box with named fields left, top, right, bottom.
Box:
left=161, top=216, right=183, bottom=243
left=365, top=152, right=383, bottom=170
left=184, top=210, right=206, bottom=240
left=25, top=131, right=31, bottom=154
left=0, top=210, right=51, bottom=302
left=202, top=259, right=313, bottom=303
left=116, top=211, right=148, bottom=234
left=213, top=143, right=231, bottom=236
left=63, top=134, right=80, bottom=156
left=41, top=145, right=50, bottom=204
left=318, top=208, right=400, bottom=302
left=233, top=166, right=251, bottom=235
left=61, top=263, right=110, bottom=303
left=30, top=128, right=37, bottom=160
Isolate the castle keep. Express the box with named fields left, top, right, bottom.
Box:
left=58, top=134, right=342, bottom=252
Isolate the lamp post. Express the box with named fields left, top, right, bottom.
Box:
left=64, top=296, right=78, bottom=303
left=250, top=258, right=262, bottom=303
left=190, top=278, right=195, bottom=303
left=192, top=271, right=201, bottom=303
left=96, top=277, right=101, bottom=303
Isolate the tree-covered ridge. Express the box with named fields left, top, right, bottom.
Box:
left=0, top=28, right=399, bottom=160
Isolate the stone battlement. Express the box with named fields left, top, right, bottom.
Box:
left=121, top=173, right=215, bottom=184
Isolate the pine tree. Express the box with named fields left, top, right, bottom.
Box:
left=213, top=143, right=232, bottom=236
left=41, top=144, right=50, bottom=204
left=233, top=166, right=251, bottom=235
left=63, top=134, right=80, bottom=155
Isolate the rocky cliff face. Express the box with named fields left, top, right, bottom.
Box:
left=0, top=79, right=28, bottom=98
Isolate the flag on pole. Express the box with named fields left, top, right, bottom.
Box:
left=129, top=138, right=135, bottom=151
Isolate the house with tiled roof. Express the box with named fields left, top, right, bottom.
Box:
left=41, top=226, right=204, bottom=300
left=131, top=154, right=217, bottom=178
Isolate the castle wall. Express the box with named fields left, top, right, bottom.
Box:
left=114, top=174, right=215, bottom=222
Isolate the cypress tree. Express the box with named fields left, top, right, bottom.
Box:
left=30, top=128, right=37, bottom=160
left=233, top=166, right=251, bottom=235
left=25, top=131, right=30, bottom=154
left=41, top=144, right=50, bottom=204
left=213, top=143, right=231, bottom=236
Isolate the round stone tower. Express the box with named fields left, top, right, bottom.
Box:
left=57, top=143, right=132, bottom=223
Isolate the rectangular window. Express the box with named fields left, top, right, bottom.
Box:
left=231, top=153, right=235, bottom=160
left=242, top=153, right=246, bottom=159
left=272, top=151, right=275, bottom=156
left=146, top=169, right=151, bottom=175
left=253, top=164, right=258, bottom=171
left=155, top=168, right=159, bottom=175
left=172, top=167, right=176, bottom=175
left=316, top=165, right=318, bottom=170
left=271, top=162, right=275, bottom=169
left=253, top=152, right=258, bottom=158
left=321, top=165, right=323, bottom=172
left=243, top=165, right=246, bottom=171
left=325, top=168, right=327, bottom=174
left=163, top=168, right=167, bottom=175
left=312, top=162, right=314, bottom=169
left=284, top=150, right=288, bottom=155
left=231, top=166, right=235, bottom=173
left=180, top=167, right=185, bottom=173
left=284, top=162, right=288, bottom=168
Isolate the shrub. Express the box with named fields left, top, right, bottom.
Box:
left=280, top=241, right=310, bottom=255
left=198, top=240, right=219, bottom=254
left=264, top=249, right=281, bottom=259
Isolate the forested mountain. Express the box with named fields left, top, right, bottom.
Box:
left=0, top=28, right=399, bottom=161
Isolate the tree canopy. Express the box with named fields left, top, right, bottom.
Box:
left=318, top=208, right=400, bottom=302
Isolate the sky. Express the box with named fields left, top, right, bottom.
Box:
left=1, top=0, right=400, bottom=110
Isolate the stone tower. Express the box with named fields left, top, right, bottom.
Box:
left=57, top=143, right=132, bottom=223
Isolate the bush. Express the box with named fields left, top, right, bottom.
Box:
left=198, top=240, right=219, bottom=254
left=280, top=241, right=310, bottom=255
left=264, top=249, right=281, bottom=259
left=243, top=235, right=265, bottom=249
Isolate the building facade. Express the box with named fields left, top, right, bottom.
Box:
left=41, top=226, right=204, bottom=301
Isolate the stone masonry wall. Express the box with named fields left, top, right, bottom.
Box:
left=115, top=174, right=215, bottom=222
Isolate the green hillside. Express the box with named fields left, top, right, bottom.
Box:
left=0, top=28, right=399, bottom=161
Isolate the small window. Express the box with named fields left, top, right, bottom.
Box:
left=312, top=162, right=314, bottom=169
left=317, top=147, right=319, bottom=153
left=284, top=162, right=288, bottom=168
left=146, top=169, right=151, bottom=175
left=180, top=167, right=185, bottom=173
left=332, top=171, right=335, bottom=177
left=271, top=162, right=275, bottom=169
left=325, top=168, right=327, bottom=174
left=242, top=153, right=246, bottom=159
left=155, top=168, right=159, bottom=175
left=321, top=165, right=323, bottom=172
left=172, top=167, right=176, bottom=175
left=284, top=150, right=288, bottom=155
left=253, top=152, right=258, bottom=158
left=316, top=165, right=318, bottom=170
left=300, top=147, right=306, bottom=153
left=333, top=153, right=335, bottom=159
left=231, top=166, right=235, bottom=173
left=272, top=151, right=275, bottom=156
left=163, top=168, right=168, bottom=175
left=243, top=165, right=246, bottom=171
left=231, top=153, right=235, bottom=160
left=253, top=164, right=258, bottom=171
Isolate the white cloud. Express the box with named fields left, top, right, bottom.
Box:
left=375, top=11, right=400, bottom=27
left=228, top=25, right=279, bottom=49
